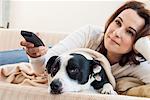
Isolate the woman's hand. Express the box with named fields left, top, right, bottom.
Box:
left=20, top=39, right=48, bottom=58
left=20, top=33, right=48, bottom=75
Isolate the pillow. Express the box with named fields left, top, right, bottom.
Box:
left=0, top=49, right=29, bottom=66
left=0, top=45, right=52, bottom=66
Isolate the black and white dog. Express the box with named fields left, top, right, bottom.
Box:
left=46, top=51, right=117, bottom=94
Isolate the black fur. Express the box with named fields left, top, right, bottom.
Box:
left=46, top=56, right=60, bottom=77
left=90, top=67, right=109, bottom=89
left=90, top=60, right=110, bottom=89
left=66, top=53, right=92, bottom=84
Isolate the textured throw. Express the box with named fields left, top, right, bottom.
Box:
left=0, top=62, right=48, bottom=87
left=116, top=77, right=150, bottom=98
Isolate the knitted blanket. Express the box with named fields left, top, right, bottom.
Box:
left=0, top=62, right=48, bottom=87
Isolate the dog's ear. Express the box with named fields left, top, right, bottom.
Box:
left=46, top=56, right=60, bottom=77
left=77, top=59, right=95, bottom=84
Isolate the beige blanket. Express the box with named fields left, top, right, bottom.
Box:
left=116, top=77, right=150, bottom=98
left=0, top=62, right=48, bottom=87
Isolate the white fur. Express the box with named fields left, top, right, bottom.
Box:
left=94, top=74, right=102, bottom=81
left=48, top=53, right=117, bottom=95
left=93, top=65, right=101, bottom=73
left=49, top=53, right=95, bottom=92
left=50, top=54, right=81, bottom=92
left=98, top=83, right=117, bottom=95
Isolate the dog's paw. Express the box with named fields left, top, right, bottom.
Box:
left=98, top=83, right=117, bottom=95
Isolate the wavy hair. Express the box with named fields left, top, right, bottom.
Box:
left=97, top=1, right=150, bottom=66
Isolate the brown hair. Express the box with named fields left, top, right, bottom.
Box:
left=98, top=1, right=150, bottom=66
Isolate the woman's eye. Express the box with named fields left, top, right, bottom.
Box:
left=115, top=20, right=121, bottom=27
left=127, top=30, right=134, bottom=36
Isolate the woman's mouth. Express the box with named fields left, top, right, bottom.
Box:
left=108, top=36, right=120, bottom=46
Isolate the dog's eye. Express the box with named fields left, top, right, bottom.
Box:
left=69, top=68, right=80, bottom=75
left=50, top=62, right=60, bottom=77
left=70, top=68, right=79, bottom=73
left=52, top=67, right=57, bottom=71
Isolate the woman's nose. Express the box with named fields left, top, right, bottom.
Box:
left=113, top=28, right=122, bottom=38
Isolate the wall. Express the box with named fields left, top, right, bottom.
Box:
left=0, top=0, right=10, bottom=28
left=0, top=0, right=2, bottom=27
left=8, top=1, right=125, bottom=33
left=7, top=0, right=149, bottom=33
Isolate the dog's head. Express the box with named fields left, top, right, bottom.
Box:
left=46, top=52, right=107, bottom=94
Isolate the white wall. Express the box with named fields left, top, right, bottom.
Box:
left=0, top=0, right=10, bottom=28
left=5, top=0, right=150, bottom=33
left=0, top=0, right=2, bottom=27
left=8, top=1, right=126, bottom=33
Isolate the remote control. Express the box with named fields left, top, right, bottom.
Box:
left=21, top=30, right=45, bottom=47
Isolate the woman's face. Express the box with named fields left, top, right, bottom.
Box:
left=104, top=9, right=145, bottom=55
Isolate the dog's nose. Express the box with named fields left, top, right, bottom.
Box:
left=50, top=79, right=62, bottom=94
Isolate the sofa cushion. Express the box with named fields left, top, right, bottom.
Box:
left=0, top=29, right=68, bottom=51
left=0, top=45, right=52, bottom=66
left=0, top=49, right=29, bottom=66
left=0, top=82, right=147, bottom=100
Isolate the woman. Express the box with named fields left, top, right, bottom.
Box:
left=21, top=0, right=150, bottom=88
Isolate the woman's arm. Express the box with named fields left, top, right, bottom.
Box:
left=29, top=24, right=103, bottom=74
left=134, top=36, right=150, bottom=61
left=133, top=36, right=150, bottom=84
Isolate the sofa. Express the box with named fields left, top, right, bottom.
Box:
left=0, top=29, right=149, bottom=100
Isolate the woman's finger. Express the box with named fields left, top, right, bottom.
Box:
left=39, top=47, right=48, bottom=56
left=20, top=41, right=34, bottom=48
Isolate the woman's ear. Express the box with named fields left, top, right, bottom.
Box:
left=134, top=36, right=150, bottom=61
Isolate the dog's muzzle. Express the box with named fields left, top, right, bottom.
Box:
left=50, top=79, right=62, bottom=94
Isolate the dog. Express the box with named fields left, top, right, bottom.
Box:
left=45, top=51, right=117, bottom=94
